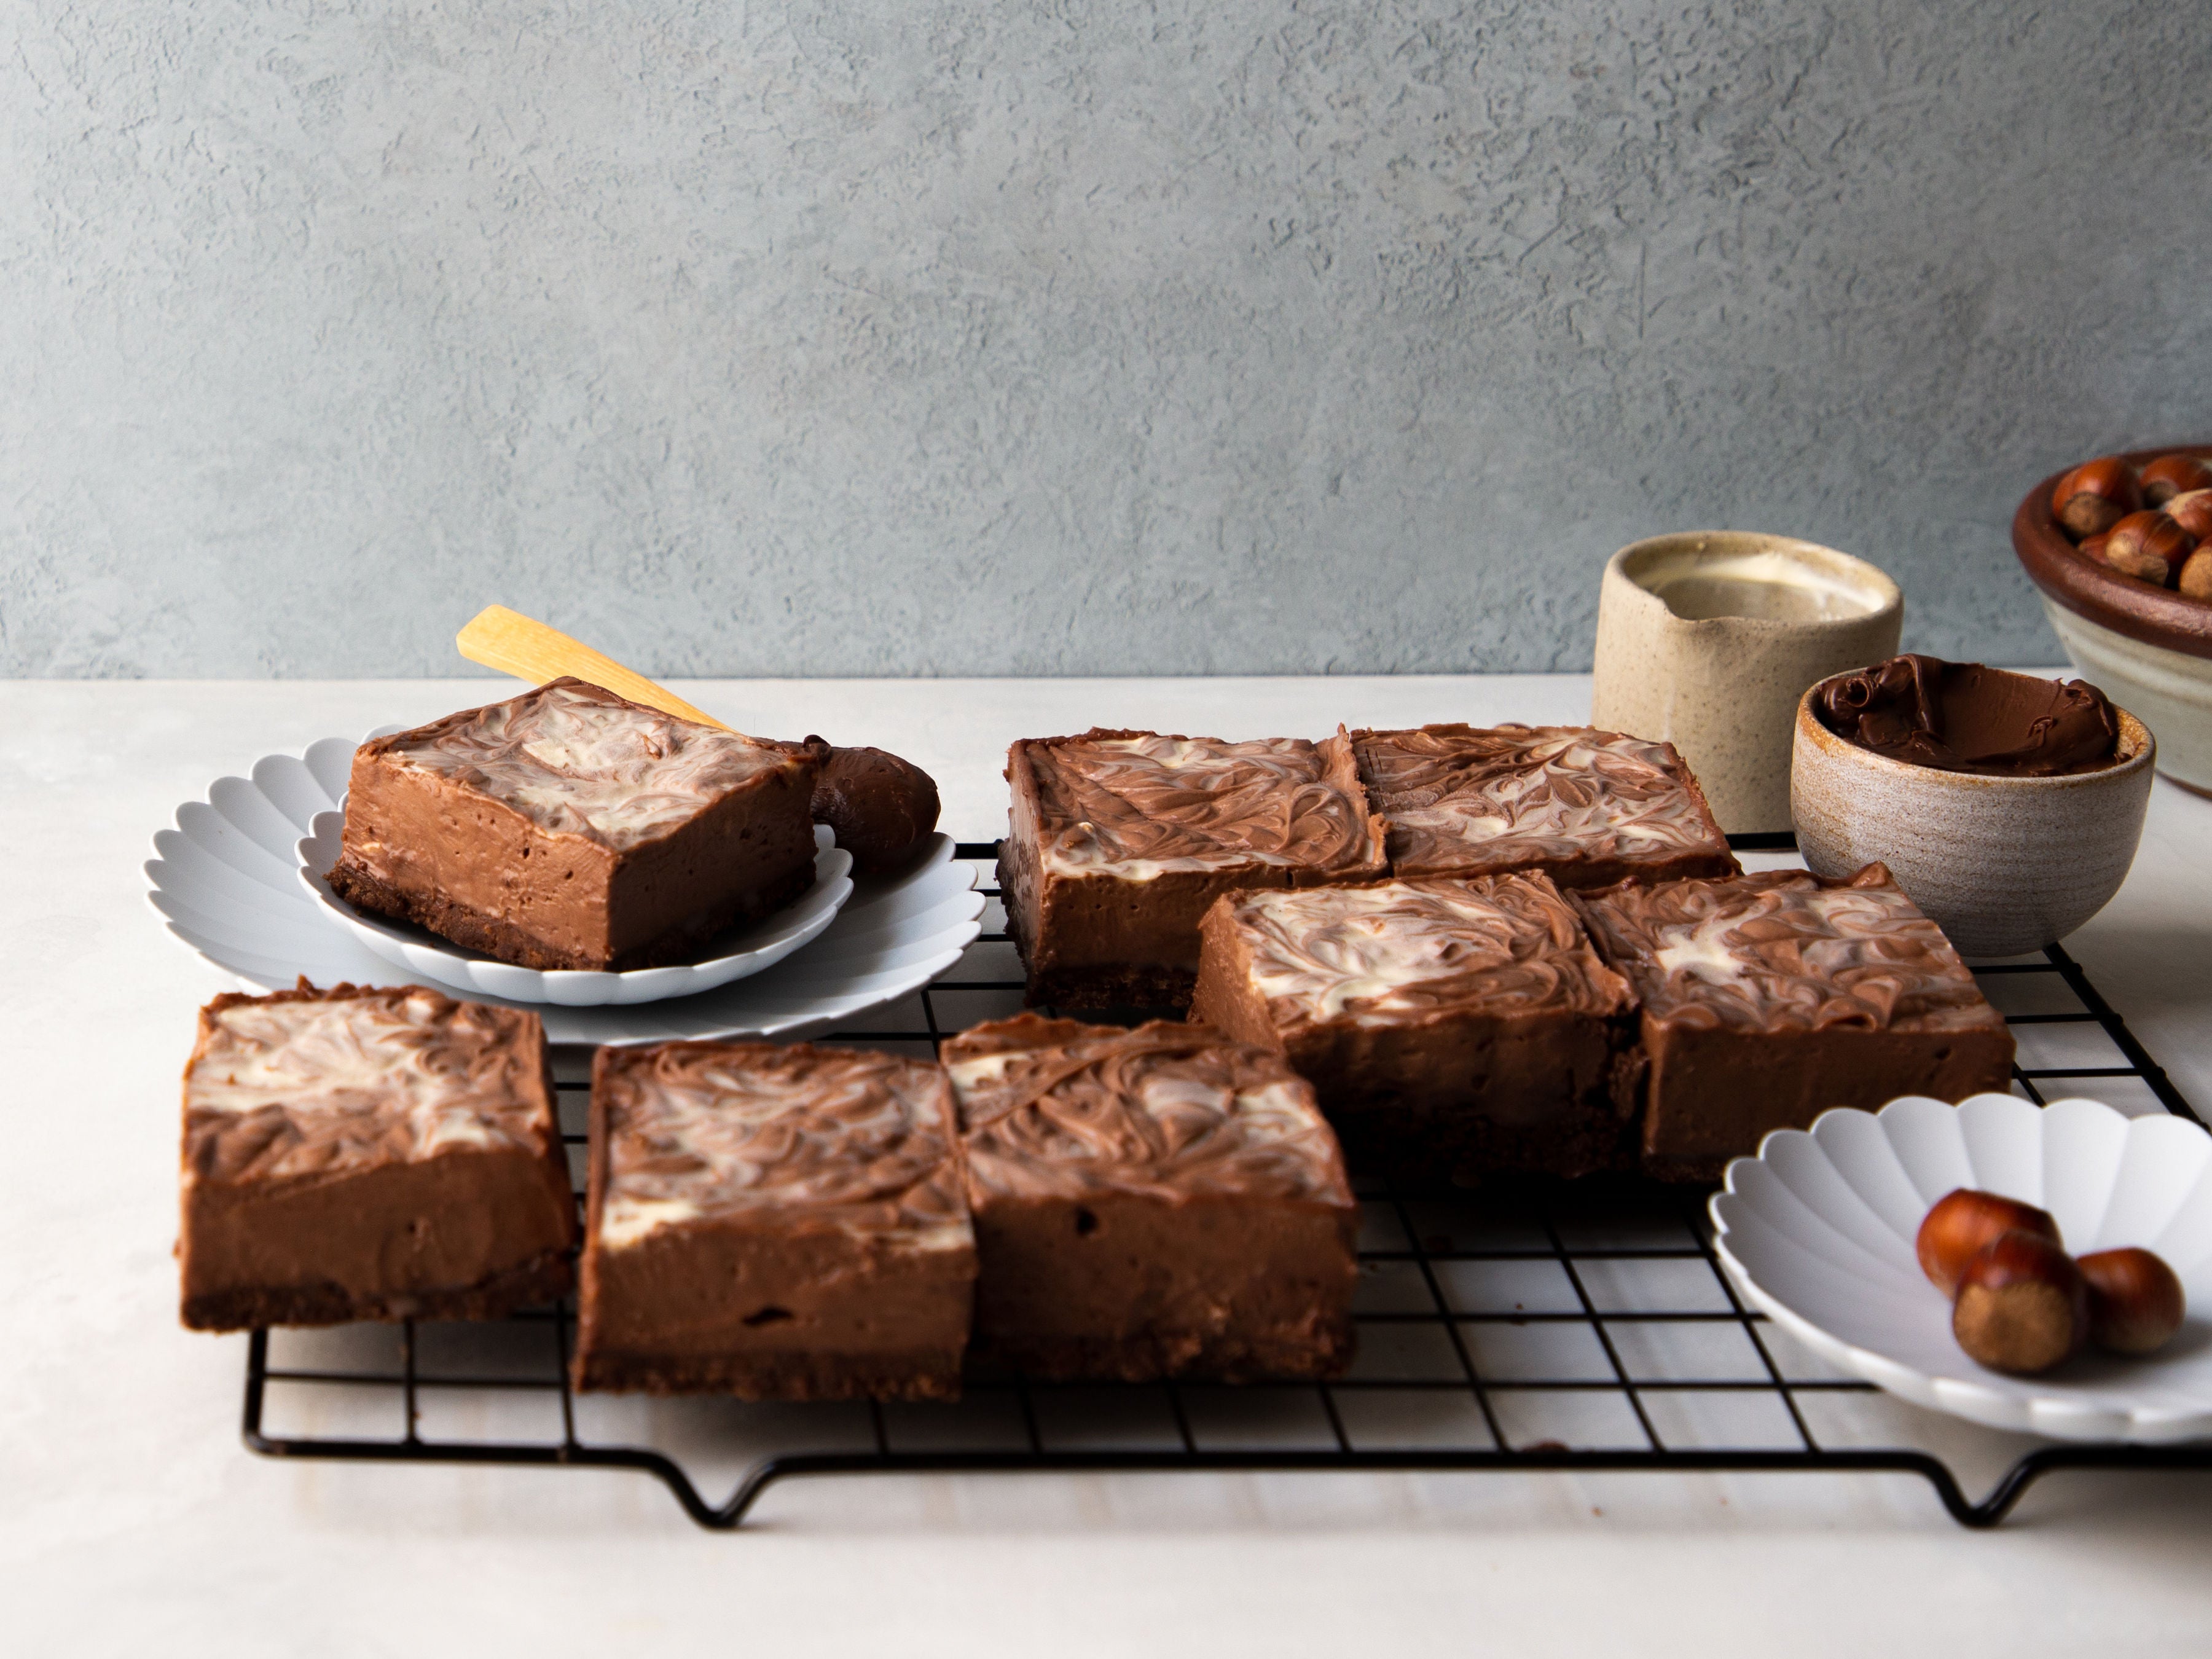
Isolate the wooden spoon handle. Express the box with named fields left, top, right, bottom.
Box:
left=455, top=605, right=733, bottom=731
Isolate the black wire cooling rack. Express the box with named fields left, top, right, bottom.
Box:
left=240, top=839, right=2212, bottom=1529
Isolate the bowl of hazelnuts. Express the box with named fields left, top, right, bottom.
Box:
left=2014, top=444, right=2212, bottom=793
left=1711, top=1091, right=2210, bottom=1441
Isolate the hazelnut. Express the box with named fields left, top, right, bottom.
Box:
left=1916, top=1188, right=2063, bottom=1296
left=2181, top=547, right=2212, bottom=602
left=2162, top=488, right=2212, bottom=543
left=2139, top=454, right=2212, bottom=509
left=2077, top=1247, right=2187, bottom=1355
left=2101, top=511, right=2197, bottom=587
left=1952, top=1230, right=2089, bottom=1375
left=2052, top=456, right=2143, bottom=539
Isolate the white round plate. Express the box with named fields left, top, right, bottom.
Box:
left=146, top=734, right=984, bottom=1044
left=1711, top=1092, right=2212, bottom=1443
left=297, top=811, right=853, bottom=1006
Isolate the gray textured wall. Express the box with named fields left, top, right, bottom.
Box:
left=5, top=2, right=2209, bottom=679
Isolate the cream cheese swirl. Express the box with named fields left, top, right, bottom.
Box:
left=1025, top=732, right=1381, bottom=880
left=943, top=1016, right=1352, bottom=1204
left=1352, top=724, right=1732, bottom=876
left=374, top=678, right=804, bottom=851
left=1223, top=874, right=1636, bottom=1029
left=1575, top=865, right=2004, bottom=1033
left=184, top=985, right=552, bottom=1183
left=594, top=1042, right=969, bottom=1252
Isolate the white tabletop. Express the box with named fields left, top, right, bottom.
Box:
left=7, top=675, right=2211, bottom=1657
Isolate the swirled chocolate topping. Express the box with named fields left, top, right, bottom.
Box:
left=1574, top=865, right=2003, bottom=1034
left=1024, top=730, right=1382, bottom=880
left=1814, top=655, right=2120, bottom=776
left=804, top=740, right=941, bottom=874
left=371, top=678, right=808, bottom=851
left=1222, top=873, right=1636, bottom=1029
left=184, top=982, right=554, bottom=1185
left=941, top=1015, right=1352, bottom=1204
left=1351, top=725, right=1733, bottom=876
left=592, top=1042, right=968, bottom=1252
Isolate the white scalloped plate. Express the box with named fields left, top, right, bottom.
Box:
left=146, top=734, right=984, bottom=1044
left=1711, top=1093, right=2212, bottom=1443
left=297, top=811, right=853, bottom=1006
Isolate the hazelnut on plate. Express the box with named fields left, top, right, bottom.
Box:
left=1917, top=1188, right=2063, bottom=1297
left=1952, top=1230, right=2089, bottom=1375
left=2077, top=1247, right=2186, bottom=1355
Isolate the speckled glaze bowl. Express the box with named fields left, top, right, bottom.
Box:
left=1592, top=533, right=1904, bottom=834
left=2013, top=442, right=2212, bottom=794
left=1791, top=686, right=2155, bottom=958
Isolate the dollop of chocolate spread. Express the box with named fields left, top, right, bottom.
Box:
left=1815, top=655, right=2120, bottom=777
left=806, top=741, right=941, bottom=874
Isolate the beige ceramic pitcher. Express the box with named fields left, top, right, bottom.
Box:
left=1590, top=532, right=1903, bottom=834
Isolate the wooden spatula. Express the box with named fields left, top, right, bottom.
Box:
left=455, top=605, right=733, bottom=731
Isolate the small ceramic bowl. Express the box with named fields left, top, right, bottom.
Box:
left=1790, top=682, right=2154, bottom=957
left=2014, top=442, right=2212, bottom=794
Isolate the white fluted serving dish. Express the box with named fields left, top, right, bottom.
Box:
left=1711, top=1092, right=2212, bottom=1443
left=298, top=811, right=852, bottom=1006
left=146, top=734, right=984, bottom=1043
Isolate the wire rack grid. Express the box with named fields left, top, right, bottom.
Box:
left=241, top=839, right=2212, bottom=1529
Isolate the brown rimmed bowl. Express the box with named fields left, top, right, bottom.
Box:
left=2014, top=442, right=2212, bottom=793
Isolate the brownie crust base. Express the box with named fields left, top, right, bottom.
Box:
left=1000, top=925, right=1200, bottom=1014
left=573, top=1346, right=964, bottom=1402
left=329, top=853, right=815, bottom=973
left=181, top=1247, right=573, bottom=1332
left=973, top=1328, right=1354, bottom=1385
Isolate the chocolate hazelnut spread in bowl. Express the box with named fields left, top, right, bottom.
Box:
left=1813, top=655, right=2122, bottom=778
left=1792, top=657, right=2153, bottom=957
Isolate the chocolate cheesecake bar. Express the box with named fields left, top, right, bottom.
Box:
left=179, top=982, right=575, bottom=1330
left=573, top=1042, right=975, bottom=1400
left=941, top=1015, right=1358, bottom=1382
left=1348, top=724, right=1736, bottom=888
left=1574, top=865, right=2017, bottom=1180
left=1000, top=729, right=1387, bottom=1009
left=329, top=678, right=822, bottom=971
left=1191, top=874, right=1644, bottom=1182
